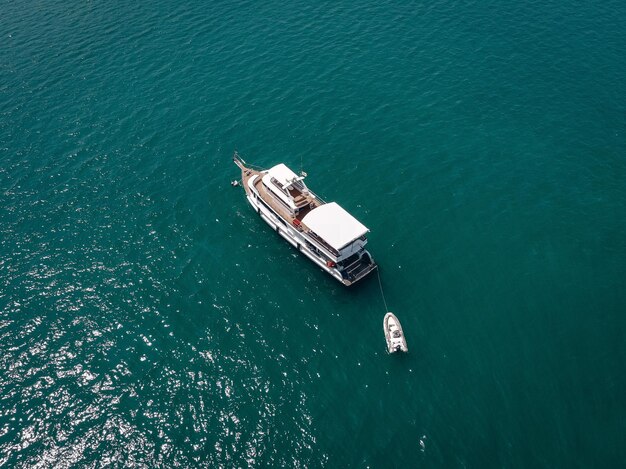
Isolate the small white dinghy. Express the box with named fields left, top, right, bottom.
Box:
left=384, top=312, right=408, bottom=353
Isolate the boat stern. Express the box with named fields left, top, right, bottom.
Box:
left=339, top=251, right=377, bottom=286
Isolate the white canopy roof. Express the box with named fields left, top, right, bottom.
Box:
left=267, top=163, right=302, bottom=188
left=302, top=202, right=369, bottom=250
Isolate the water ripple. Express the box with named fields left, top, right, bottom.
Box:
left=2, top=0, right=625, bottom=466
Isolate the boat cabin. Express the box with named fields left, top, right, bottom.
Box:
left=262, top=164, right=311, bottom=216
left=261, top=163, right=370, bottom=263
left=301, top=202, right=369, bottom=262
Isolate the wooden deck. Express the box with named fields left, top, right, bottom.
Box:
left=252, top=173, right=319, bottom=226
left=240, top=167, right=339, bottom=256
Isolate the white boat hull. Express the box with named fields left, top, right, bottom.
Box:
left=384, top=312, right=408, bottom=353
left=246, top=193, right=347, bottom=284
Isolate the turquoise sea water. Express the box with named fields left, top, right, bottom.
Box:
left=1, top=0, right=625, bottom=466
